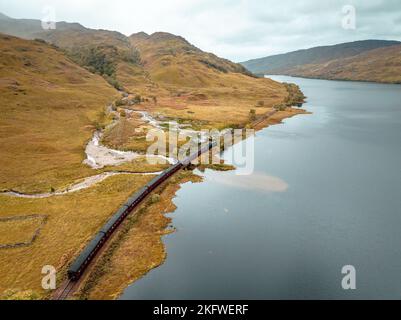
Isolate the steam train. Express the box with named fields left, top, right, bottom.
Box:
left=67, top=141, right=216, bottom=281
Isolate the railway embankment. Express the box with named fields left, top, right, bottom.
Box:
left=56, top=142, right=216, bottom=299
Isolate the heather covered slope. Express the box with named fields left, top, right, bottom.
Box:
left=0, top=13, right=303, bottom=189
left=129, top=31, right=253, bottom=87
left=277, top=44, right=401, bottom=84
left=0, top=13, right=304, bottom=189
left=122, top=31, right=295, bottom=131
left=0, top=13, right=140, bottom=90
left=241, top=40, right=401, bottom=83
left=0, top=34, right=118, bottom=192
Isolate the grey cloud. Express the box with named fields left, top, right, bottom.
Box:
left=0, top=0, right=400, bottom=61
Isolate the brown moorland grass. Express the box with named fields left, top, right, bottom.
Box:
left=122, top=71, right=288, bottom=131
left=103, top=72, right=291, bottom=152
left=78, top=170, right=203, bottom=300
left=103, top=117, right=192, bottom=155
left=0, top=174, right=155, bottom=299
left=0, top=216, right=44, bottom=246
left=107, top=32, right=291, bottom=133
left=0, top=34, right=119, bottom=193
left=0, top=31, right=307, bottom=300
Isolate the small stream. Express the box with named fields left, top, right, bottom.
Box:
left=2, top=107, right=177, bottom=198
left=3, top=104, right=222, bottom=199
left=1, top=171, right=163, bottom=199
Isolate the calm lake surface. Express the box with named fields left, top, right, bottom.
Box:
left=121, top=76, right=401, bottom=299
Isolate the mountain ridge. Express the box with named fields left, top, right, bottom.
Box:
left=0, top=12, right=295, bottom=130
left=0, top=12, right=254, bottom=91
left=242, top=40, right=401, bottom=73
left=241, top=39, right=401, bottom=83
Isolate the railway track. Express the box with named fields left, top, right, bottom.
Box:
left=54, top=280, right=75, bottom=300
left=52, top=141, right=217, bottom=300
left=252, top=109, right=277, bottom=127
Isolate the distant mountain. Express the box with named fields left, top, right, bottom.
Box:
left=0, top=13, right=140, bottom=90
left=129, top=31, right=253, bottom=88
left=241, top=40, right=401, bottom=83
left=278, top=44, right=401, bottom=84
left=0, top=12, right=291, bottom=130
left=0, top=12, right=89, bottom=40
left=0, top=12, right=254, bottom=92
left=0, top=12, right=11, bottom=20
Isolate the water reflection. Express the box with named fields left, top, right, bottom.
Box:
left=205, top=170, right=288, bottom=193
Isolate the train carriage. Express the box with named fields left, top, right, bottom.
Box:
left=67, top=141, right=216, bottom=281
left=125, top=187, right=147, bottom=209
left=100, top=206, right=129, bottom=235
left=67, top=232, right=106, bottom=280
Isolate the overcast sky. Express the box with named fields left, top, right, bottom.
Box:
left=1, top=0, right=400, bottom=62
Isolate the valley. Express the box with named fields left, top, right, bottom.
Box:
left=0, top=0, right=400, bottom=304
left=0, top=14, right=305, bottom=299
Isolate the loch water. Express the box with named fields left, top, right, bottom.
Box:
left=121, top=76, right=401, bottom=299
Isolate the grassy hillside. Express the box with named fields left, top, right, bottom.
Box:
left=114, top=31, right=294, bottom=133
left=130, top=31, right=252, bottom=86
left=0, top=34, right=118, bottom=192
left=36, top=27, right=140, bottom=87
left=241, top=40, right=401, bottom=83
left=0, top=13, right=294, bottom=129
left=0, top=13, right=140, bottom=90
left=279, top=44, right=401, bottom=84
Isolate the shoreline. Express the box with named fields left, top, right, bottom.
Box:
left=76, top=103, right=309, bottom=300
left=265, top=74, right=401, bottom=86
left=0, top=80, right=307, bottom=300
